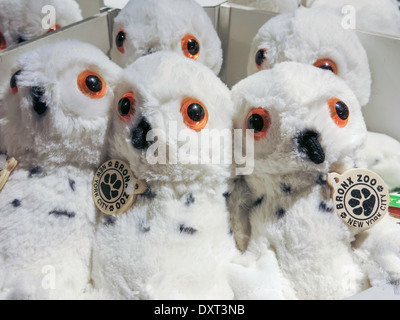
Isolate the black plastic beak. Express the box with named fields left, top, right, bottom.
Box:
left=131, top=117, right=154, bottom=150
left=30, top=87, right=48, bottom=116
left=297, top=130, right=325, bottom=165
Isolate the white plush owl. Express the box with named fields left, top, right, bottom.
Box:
left=109, top=0, right=223, bottom=75
left=0, top=40, right=121, bottom=300
left=233, top=6, right=371, bottom=251
left=229, top=0, right=301, bottom=13
left=305, top=0, right=400, bottom=37
left=231, top=62, right=400, bottom=299
left=0, top=0, right=82, bottom=51
left=91, top=52, right=238, bottom=300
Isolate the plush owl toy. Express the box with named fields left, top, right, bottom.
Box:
left=91, top=52, right=239, bottom=300
left=305, top=0, right=400, bottom=37
left=231, top=6, right=371, bottom=251
left=231, top=61, right=400, bottom=300
left=0, top=0, right=82, bottom=51
left=109, top=0, right=223, bottom=75
left=0, top=40, right=121, bottom=300
left=229, top=0, right=301, bottom=13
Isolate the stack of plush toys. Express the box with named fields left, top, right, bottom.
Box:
left=0, top=0, right=399, bottom=300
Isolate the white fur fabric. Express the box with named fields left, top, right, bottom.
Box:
left=0, top=40, right=121, bottom=300
left=0, top=0, right=82, bottom=50
left=230, top=62, right=382, bottom=299
left=359, top=131, right=400, bottom=191
left=92, top=52, right=238, bottom=300
left=229, top=0, right=301, bottom=13
left=247, top=6, right=372, bottom=107
left=110, top=0, right=223, bottom=74
left=305, top=0, right=400, bottom=37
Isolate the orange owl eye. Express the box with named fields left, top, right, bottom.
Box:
left=181, top=34, right=200, bottom=60
left=77, top=71, right=107, bottom=99
left=116, top=29, right=126, bottom=54
left=246, top=108, right=271, bottom=140
left=117, top=92, right=135, bottom=122
left=313, top=58, right=338, bottom=75
left=255, top=49, right=266, bottom=69
left=181, top=98, right=208, bottom=131
left=0, top=31, right=6, bottom=50
left=10, top=70, right=21, bottom=94
left=328, top=98, right=350, bottom=128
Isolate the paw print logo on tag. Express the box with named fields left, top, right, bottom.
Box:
left=348, top=188, right=376, bottom=217
left=328, top=169, right=389, bottom=231
left=92, top=160, right=147, bottom=216
left=101, top=173, right=122, bottom=201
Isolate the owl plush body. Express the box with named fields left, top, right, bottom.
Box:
left=0, top=40, right=121, bottom=300
left=92, top=52, right=239, bottom=300
left=305, top=0, right=400, bottom=37
left=231, top=61, right=399, bottom=299
left=231, top=6, right=372, bottom=252
left=110, top=0, right=223, bottom=74
left=229, top=0, right=301, bottom=13
left=0, top=0, right=82, bottom=51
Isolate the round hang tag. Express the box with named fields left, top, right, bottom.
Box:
left=328, top=168, right=389, bottom=232
left=92, top=159, right=147, bottom=216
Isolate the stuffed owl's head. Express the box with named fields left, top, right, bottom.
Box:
left=109, top=52, right=233, bottom=185
left=110, top=0, right=223, bottom=75
left=0, top=0, right=82, bottom=51
left=247, top=6, right=372, bottom=106
left=1, top=40, right=121, bottom=168
left=233, top=62, right=367, bottom=176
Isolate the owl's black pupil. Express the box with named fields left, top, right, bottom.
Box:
left=187, top=103, right=205, bottom=122
left=118, top=97, right=131, bottom=116
left=187, top=39, right=199, bottom=55
left=335, top=101, right=349, bottom=120
left=255, top=49, right=265, bottom=66
left=85, top=75, right=102, bottom=93
left=248, top=114, right=264, bottom=133
left=10, top=70, right=21, bottom=89
left=318, top=63, right=334, bottom=73
left=116, top=31, right=126, bottom=47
